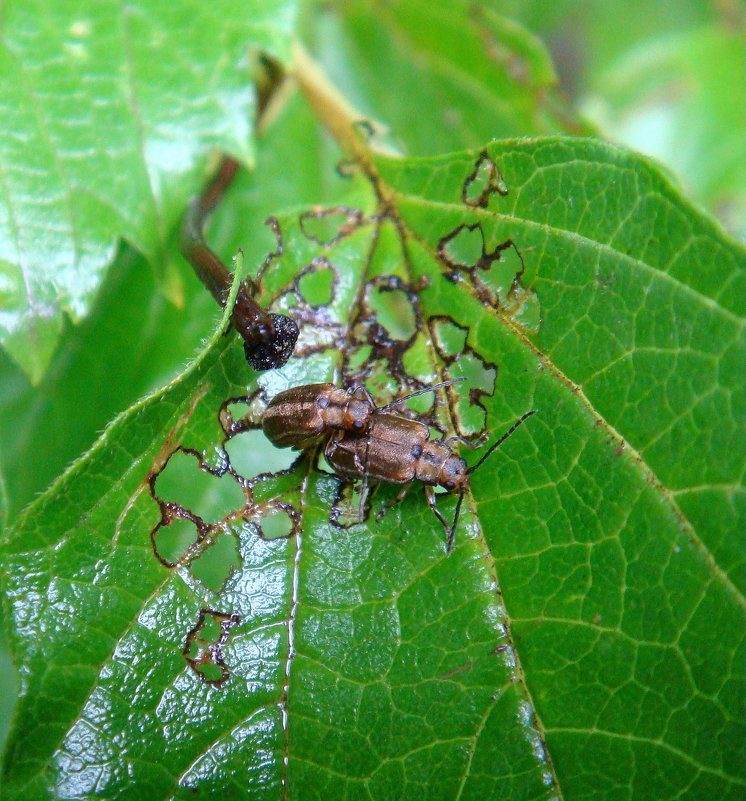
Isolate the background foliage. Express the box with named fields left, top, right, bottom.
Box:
left=0, top=0, right=743, bottom=799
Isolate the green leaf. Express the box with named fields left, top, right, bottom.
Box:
left=0, top=87, right=341, bottom=523
left=2, top=136, right=743, bottom=799
left=303, top=0, right=587, bottom=155
left=0, top=464, right=7, bottom=535
left=0, top=248, right=217, bottom=521
left=583, top=24, right=746, bottom=237
left=0, top=0, right=297, bottom=382
left=486, top=0, right=745, bottom=236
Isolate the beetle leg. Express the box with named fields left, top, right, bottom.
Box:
left=375, top=484, right=410, bottom=521
left=447, top=492, right=465, bottom=555
left=310, top=441, right=337, bottom=476
left=347, top=416, right=372, bottom=473
left=424, top=485, right=456, bottom=552
left=324, top=430, right=343, bottom=461
left=352, top=449, right=367, bottom=474
left=357, top=477, right=370, bottom=524
left=442, top=434, right=487, bottom=450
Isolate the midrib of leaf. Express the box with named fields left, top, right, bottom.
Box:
left=388, top=192, right=744, bottom=610
left=351, top=185, right=564, bottom=798
left=281, top=470, right=307, bottom=797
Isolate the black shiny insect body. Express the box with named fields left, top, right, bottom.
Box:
left=262, top=379, right=464, bottom=451
left=326, top=408, right=536, bottom=552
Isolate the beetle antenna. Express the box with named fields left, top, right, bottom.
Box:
left=466, top=410, right=537, bottom=475
left=377, top=377, right=467, bottom=413
left=446, top=491, right=465, bottom=554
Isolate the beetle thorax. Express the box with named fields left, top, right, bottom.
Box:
left=438, top=453, right=469, bottom=493
left=317, top=389, right=372, bottom=434
left=344, top=397, right=373, bottom=433
left=413, top=441, right=468, bottom=491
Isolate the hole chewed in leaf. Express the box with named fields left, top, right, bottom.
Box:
left=430, top=316, right=497, bottom=440
left=438, top=224, right=517, bottom=282
left=367, top=282, right=417, bottom=342
left=219, top=394, right=266, bottom=438
left=295, top=258, right=337, bottom=309
left=224, top=427, right=299, bottom=484
left=437, top=225, right=541, bottom=329
left=330, top=481, right=372, bottom=530
left=299, top=206, right=365, bottom=246
left=151, top=448, right=247, bottom=524
left=446, top=354, right=497, bottom=436
left=183, top=609, right=241, bottom=687
left=151, top=510, right=207, bottom=568
left=258, top=510, right=294, bottom=540
left=430, top=317, right=468, bottom=357
left=462, top=150, right=509, bottom=208
left=189, top=531, right=242, bottom=592
left=249, top=501, right=300, bottom=541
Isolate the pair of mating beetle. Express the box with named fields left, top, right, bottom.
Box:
left=183, top=162, right=535, bottom=548
left=262, top=379, right=535, bottom=551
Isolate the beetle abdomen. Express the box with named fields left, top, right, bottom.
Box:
left=262, top=383, right=333, bottom=449
left=325, top=414, right=427, bottom=485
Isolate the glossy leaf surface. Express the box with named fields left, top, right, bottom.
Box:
left=2, top=138, right=743, bottom=800
left=0, top=0, right=295, bottom=381
left=0, top=89, right=342, bottom=524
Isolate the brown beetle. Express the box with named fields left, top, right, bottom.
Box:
left=325, top=409, right=536, bottom=552
left=262, top=383, right=375, bottom=450
left=262, top=379, right=464, bottom=451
